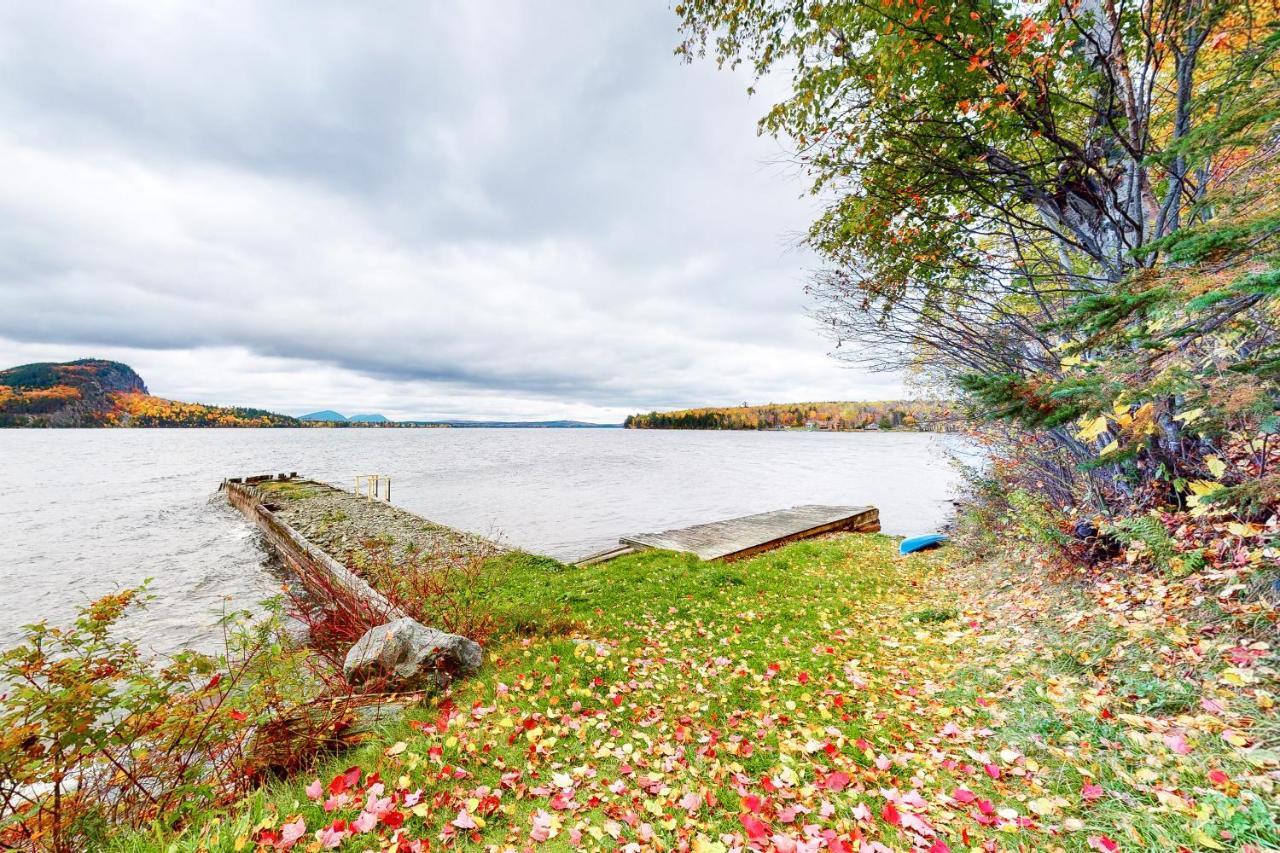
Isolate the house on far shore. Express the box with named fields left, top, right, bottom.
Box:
left=864, top=421, right=881, bottom=430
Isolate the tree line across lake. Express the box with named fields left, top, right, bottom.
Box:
left=625, top=400, right=957, bottom=431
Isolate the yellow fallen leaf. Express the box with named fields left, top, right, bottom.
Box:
left=1156, top=790, right=1193, bottom=813
left=1191, top=829, right=1226, bottom=850
left=1027, top=797, right=1057, bottom=816
left=384, top=740, right=407, bottom=756
left=1227, top=521, right=1262, bottom=537
left=1077, top=415, right=1110, bottom=441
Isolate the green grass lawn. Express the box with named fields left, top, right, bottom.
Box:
left=125, top=534, right=1278, bottom=852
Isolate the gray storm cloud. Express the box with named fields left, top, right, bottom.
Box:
left=0, top=1, right=903, bottom=421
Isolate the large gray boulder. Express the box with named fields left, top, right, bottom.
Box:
left=343, top=618, right=483, bottom=688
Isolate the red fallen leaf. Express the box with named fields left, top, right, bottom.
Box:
left=329, top=766, right=361, bottom=795
left=205, top=673, right=222, bottom=690
left=611, top=695, right=623, bottom=706
left=228, top=709, right=247, bottom=722
left=798, top=671, right=810, bottom=684
left=976, top=799, right=995, bottom=815
left=1208, top=769, right=1229, bottom=785
left=984, top=763, right=1001, bottom=779
left=1087, top=836, right=1119, bottom=853
left=929, top=841, right=951, bottom=853
left=381, top=810, right=404, bottom=829
left=740, top=814, right=769, bottom=840
left=1081, top=783, right=1104, bottom=801
left=952, top=788, right=976, bottom=804
left=433, top=699, right=456, bottom=732
left=824, top=772, right=851, bottom=792
left=881, top=802, right=901, bottom=826
left=741, top=794, right=764, bottom=813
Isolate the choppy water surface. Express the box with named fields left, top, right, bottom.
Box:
left=1, top=429, right=967, bottom=652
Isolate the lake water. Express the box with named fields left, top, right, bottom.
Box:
left=0, top=429, right=967, bottom=652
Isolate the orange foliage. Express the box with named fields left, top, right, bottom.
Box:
left=108, top=392, right=297, bottom=427
left=0, top=383, right=83, bottom=418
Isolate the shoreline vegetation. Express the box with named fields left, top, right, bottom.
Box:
left=0, top=359, right=958, bottom=433
left=624, top=402, right=961, bottom=432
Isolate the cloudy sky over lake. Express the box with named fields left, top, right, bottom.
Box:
left=0, top=1, right=903, bottom=421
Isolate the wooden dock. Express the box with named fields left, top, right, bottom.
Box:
left=578, top=504, right=879, bottom=565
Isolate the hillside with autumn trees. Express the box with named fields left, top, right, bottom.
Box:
left=0, top=359, right=300, bottom=427
left=626, top=401, right=959, bottom=431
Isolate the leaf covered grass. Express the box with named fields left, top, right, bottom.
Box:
left=129, top=534, right=1277, bottom=852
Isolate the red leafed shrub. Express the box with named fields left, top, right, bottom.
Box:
left=0, top=587, right=355, bottom=851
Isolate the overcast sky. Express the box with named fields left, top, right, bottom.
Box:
left=0, top=1, right=903, bottom=422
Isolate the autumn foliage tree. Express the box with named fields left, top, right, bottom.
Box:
left=677, top=0, right=1280, bottom=517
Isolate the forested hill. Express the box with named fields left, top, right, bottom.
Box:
left=625, top=401, right=957, bottom=431
left=0, top=359, right=300, bottom=427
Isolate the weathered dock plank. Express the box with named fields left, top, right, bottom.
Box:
left=617, top=504, right=880, bottom=562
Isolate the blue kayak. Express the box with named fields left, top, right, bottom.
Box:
left=900, top=534, right=948, bottom=555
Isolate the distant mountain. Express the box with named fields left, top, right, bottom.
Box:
left=299, top=410, right=348, bottom=422
left=0, top=359, right=620, bottom=429
left=0, top=359, right=299, bottom=428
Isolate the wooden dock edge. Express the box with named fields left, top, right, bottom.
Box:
left=624, top=502, right=885, bottom=560
left=689, top=506, right=881, bottom=562
left=578, top=506, right=881, bottom=566
left=221, top=475, right=405, bottom=620
left=573, top=543, right=639, bottom=567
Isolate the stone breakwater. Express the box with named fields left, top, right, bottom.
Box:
left=264, top=480, right=500, bottom=573
left=221, top=473, right=499, bottom=687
